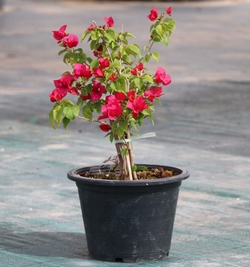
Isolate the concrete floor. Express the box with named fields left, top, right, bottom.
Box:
left=0, top=0, right=250, bottom=266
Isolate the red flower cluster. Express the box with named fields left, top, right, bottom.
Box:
left=50, top=10, right=174, bottom=135
left=126, top=95, right=149, bottom=118
left=98, top=95, right=123, bottom=121
left=49, top=74, right=74, bottom=102
left=154, top=67, right=171, bottom=86
left=104, top=16, right=114, bottom=28
left=147, top=6, right=172, bottom=21
left=49, top=55, right=112, bottom=102
left=97, top=90, right=151, bottom=132
left=52, top=25, right=78, bottom=48
left=131, top=62, right=144, bottom=76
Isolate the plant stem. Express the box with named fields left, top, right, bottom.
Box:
left=126, top=131, right=137, bottom=180
left=125, top=150, right=133, bottom=180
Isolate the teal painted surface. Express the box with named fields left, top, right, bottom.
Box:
left=1, top=0, right=250, bottom=266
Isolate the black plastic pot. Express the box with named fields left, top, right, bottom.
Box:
left=67, top=164, right=189, bottom=262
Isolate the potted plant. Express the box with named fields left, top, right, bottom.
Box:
left=49, top=6, right=189, bottom=263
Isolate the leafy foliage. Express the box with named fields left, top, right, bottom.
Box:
left=49, top=7, right=175, bottom=180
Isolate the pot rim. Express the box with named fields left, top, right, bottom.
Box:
left=67, top=164, right=190, bottom=187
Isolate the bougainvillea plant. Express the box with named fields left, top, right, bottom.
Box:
left=49, top=7, right=175, bottom=180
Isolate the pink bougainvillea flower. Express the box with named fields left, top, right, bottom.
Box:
left=52, top=25, right=68, bottom=41
left=99, top=58, right=110, bottom=69
left=87, top=24, right=95, bottom=31
left=73, top=64, right=92, bottom=79
left=98, top=95, right=122, bottom=121
left=63, top=34, right=79, bottom=48
left=136, top=62, right=144, bottom=71
left=131, top=68, right=138, bottom=76
left=109, top=73, right=117, bottom=82
left=53, top=74, right=73, bottom=88
left=115, top=92, right=127, bottom=102
left=81, top=93, right=91, bottom=101
left=93, top=67, right=104, bottom=78
left=126, top=95, right=149, bottom=118
left=145, top=87, right=163, bottom=102
left=68, top=87, right=79, bottom=95
left=90, top=80, right=106, bottom=101
left=154, top=67, right=172, bottom=86
left=166, top=7, right=172, bottom=16
left=97, top=45, right=103, bottom=52
left=99, top=122, right=111, bottom=132
left=104, top=16, right=114, bottom=27
left=52, top=74, right=79, bottom=98
left=93, top=51, right=101, bottom=57
left=147, top=8, right=158, bottom=22
left=49, top=88, right=68, bottom=102
left=128, top=90, right=135, bottom=101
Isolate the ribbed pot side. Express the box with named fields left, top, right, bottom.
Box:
left=67, top=164, right=189, bottom=262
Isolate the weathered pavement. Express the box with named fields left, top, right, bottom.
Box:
left=0, top=0, right=250, bottom=266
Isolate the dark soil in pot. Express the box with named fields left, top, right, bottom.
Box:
left=81, top=164, right=175, bottom=180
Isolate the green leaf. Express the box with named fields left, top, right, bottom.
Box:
left=161, top=34, right=170, bottom=47
left=118, top=33, right=128, bottom=45
left=136, top=165, right=148, bottom=171
left=155, top=98, right=161, bottom=105
left=109, top=82, right=116, bottom=91
left=106, top=28, right=116, bottom=41
left=121, top=54, right=131, bottom=64
left=110, top=61, right=123, bottom=69
left=63, top=116, right=70, bottom=129
left=53, top=105, right=64, bottom=126
left=76, top=96, right=84, bottom=107
left=130, top=119, right=140, bottom=134
left=81, top=30, right=90, bottom=41
left=116, top=76, right=127, bottom=92
left=131, top=165, right=137, bottom=172
left=58, top=48, right=67, bottom=56
left=49, top=110, right=56, bottom=129
left=86, top=57, right=93, bottom=64
left=82, top=104, right=92, bottom=120
left=93, top=101, right=102, bottom=113
left=136, top=113, right=144, bottom=127
left=144, top=53, right=151, bottom=63
left=109, top=132, right=114, bottom=143
left=125, top=44, right=141, bottom=57
left=62, top=99, right=74, bottom=105
left=109, top=41, right=119, bottom=51
left=90, top=39, right=97, bottom=50
left=142, top=74, right=154, bottom=84
left=150, top=24, right=155, bottom=32
left=151, top=52, right=160, bottom=62
left=151, top=30, right=161, bottom=43
left=124, top=32, right=135, bottom=38
left=112, top=76, right=126, bottom=93
left=116, top=127, right=124, bottom=138
left=63, top=105, right=79, bottom=120
left=133, top=77, right=142, bottom=89
left=74, top=51, right=87, bottom=64
left=90, top=58, right=99, bottom=69
left=163, top=18, right=176, bottom=35
left=91, top=30, right=99, bottom=41
left=142, top=108, right=151, bottom=116
left=119, top=120, right=128, bottom=132
left=156, top=24, right=164, bottom=37
left=61, top=71, right=71, bottom=76
left=63, top=53, right=69, bottom=64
